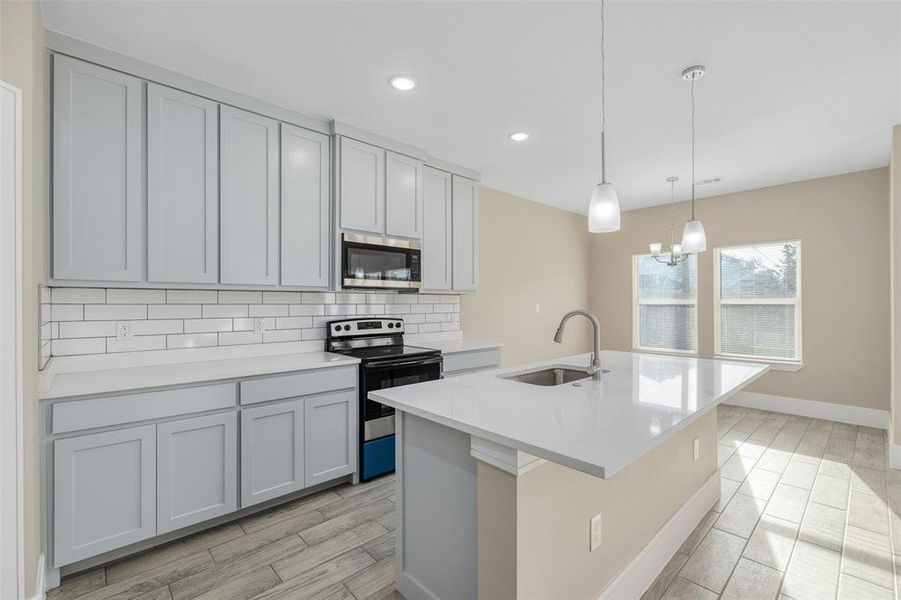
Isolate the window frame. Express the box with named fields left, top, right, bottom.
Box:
left=631, top=253, right=699, bottom=356
left=713, top=240, right=803, bottom=370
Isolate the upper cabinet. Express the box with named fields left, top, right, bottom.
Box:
left=147, top=84, right=219, bottom=284
left=385, top=152, right=424, bottom=239
left=338, top=137, right=385, bottom=234
left=219, top=106, right=280, bottom=285
left=452, top=175, right=479, bottom=292
left=52, top=56, right=143, bottom=281
left=280, top=124, right=330, bottom=288
left=422, top=167, right=452, bottom=292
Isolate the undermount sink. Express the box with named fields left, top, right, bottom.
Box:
left=501, top=366, right=609, bottom=386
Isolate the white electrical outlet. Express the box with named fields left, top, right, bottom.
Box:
left=535, top=303, right=541, bottom=314
left=590, top=512, right=602, bottom=551
left=254, top=318, right=271, bottom=335
left=116, top=321, right=132, bottom=341
left=693, top=438, right=700, bottom=461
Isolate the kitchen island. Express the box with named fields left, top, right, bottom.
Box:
left=370, top=350, right=767, bottom=600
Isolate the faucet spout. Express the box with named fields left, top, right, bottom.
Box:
left=553, top=309, right=603, bottom=380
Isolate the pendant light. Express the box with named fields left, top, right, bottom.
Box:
left=588, top=0, right=621, bottom=233
left=649, top=177, right=689, bottom=267
left=680, top=65, right=707, bottom=253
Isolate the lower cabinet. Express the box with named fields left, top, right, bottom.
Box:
left=53, top=425, right=157, bottom=566
left=304, top=390, right=355, bottom=486
left=241, top=399, right=305, bottom=508
left=157, top=412, right=238, bottom=533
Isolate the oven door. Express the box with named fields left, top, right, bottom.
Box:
left=360, top=355, right=442, bottom=441
left=342, top=234, right=421, bottom=290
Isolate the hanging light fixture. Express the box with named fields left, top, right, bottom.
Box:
left=588, top=0, right=621, bottom=233
left=649, top=176, right=689, bottom=267
left=680, top=65, right=707, bottom=253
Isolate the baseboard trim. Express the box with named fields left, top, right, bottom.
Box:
left=28, top=554, right=46, bottom=600
left=726, top=391, right=888, bottom=429
left=397, top=571, right=441, bottom=600
left=598, top=471, right=720, bottom=600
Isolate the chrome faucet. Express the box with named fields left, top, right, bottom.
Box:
left=553, top=310, right=603, bottom=380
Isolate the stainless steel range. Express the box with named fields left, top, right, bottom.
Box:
left=326, top=317, right=442, bottom=481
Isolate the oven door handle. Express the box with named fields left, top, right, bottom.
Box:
left=363, top=356, right=444, bottom=371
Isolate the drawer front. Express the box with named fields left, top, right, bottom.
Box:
left=52, top=383, right=237, bottom=434
left=240, top=366, right=357, bottom=405
left=442, top=349, right=500, bottom=374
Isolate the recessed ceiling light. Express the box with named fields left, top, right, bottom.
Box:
left=388, top=75, right=417, bottom=91
left=508, top=131, right=530, bottom=142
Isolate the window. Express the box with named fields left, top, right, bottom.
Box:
left=632, top=254, right=698, bottom=354
left=714, top=241, right=801, bottom=365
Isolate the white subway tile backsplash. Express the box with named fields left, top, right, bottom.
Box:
left=167, top=289, right=218, bottom=304
left=148, top=304, right=202, bottom=320
left=59, top=320, right=117, bottom=339
left=51, top=304, right=84, bottom=321
left=47, top=287, right=461, bottom=358
left=52, top=287, right=106, bottom=304
left=219, top=290, right=262, bottom=304
left=184, top=318, right=233, bottom=333
left=106, top=289, right=166, bottom=304
left=202, top=304, right=248, bottom=318
left=84, top=304, right=147, bottom=321
left=167, top=333, right=218, bottom=349
left=131, top=319, right=183, bottom=336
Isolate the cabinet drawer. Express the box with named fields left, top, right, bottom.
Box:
left=52, top=383, right=237, bottom=434
left=240, top=366, right=357, bottom=406
left=442, top=349, right=500, bottom=374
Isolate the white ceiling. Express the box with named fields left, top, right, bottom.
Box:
left=41, top=1, right=901, bottom=213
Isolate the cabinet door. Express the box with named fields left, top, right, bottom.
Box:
left=157, top=412, right=237, bottom=534
left=422, top=167, right=453, bottom=291
left=452, top=175, right=479, bottom=292
left=147, top=84, right=219, bottom=284
left=385, top=151, right=423, bottom=239
left=304, top=390, right=355, bottom=486
left=241, top=400, right=304, bottom=507
left=53, top=425, right=156, bottom=567
left=339, top=137, right=385, bottom=234
left=281, top=124, right=330, bottom=288
left=220, top=106, right=279, bottom=285
left=52, top=55, right=143, bottom=281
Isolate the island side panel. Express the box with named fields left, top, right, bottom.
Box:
left=515, top=410, right=718, bottom=599
left=396, top=412, right=478, bottom=600
left=477, top=461, right=518, bottom=600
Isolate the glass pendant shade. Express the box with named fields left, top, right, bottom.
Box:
left=681, top=219, right=707, bottom=253
left=649, top=242, right=662, bottom=257
left=588, top=182, right=621, bottom=233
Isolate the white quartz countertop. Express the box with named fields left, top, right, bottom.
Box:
left=370, top=350, right=768, bottom=478
left=416, top=339, right=503, bottom=354
left=40, top=346, right=359, bottom=400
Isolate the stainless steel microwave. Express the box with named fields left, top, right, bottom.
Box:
left=342, top=233, right=422, bottom=290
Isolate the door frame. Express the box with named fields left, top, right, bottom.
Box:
left=0, top=79, right=25, bottom=600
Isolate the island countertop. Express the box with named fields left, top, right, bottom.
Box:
left=370, top=350, right=768, bottom=478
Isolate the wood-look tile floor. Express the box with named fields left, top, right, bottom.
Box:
left=48, top=474, right=399, bottom=600
left=645, top=405, right=901, bottom=600
left=48, top=405, right=901, bottom=600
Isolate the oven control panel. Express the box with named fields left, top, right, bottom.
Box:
left=327, top=318, right=405, bottom=338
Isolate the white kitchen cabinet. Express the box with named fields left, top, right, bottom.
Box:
left=52, top=55, right=143, bottom=282
left=240, top=399, right=304, bottom=507
left=385, top=151, right=423, bottom=239
left=53, top=425, right=156, bottom=567
left=280, top=124, right=330, bottom=288
left=220, top=106, right=280, bottom=285
left=422, top=167, right=453, bottom=291
left=452, top=175, right=479, bottom=292
left=147, top=84, right=219, bottom=284
left=156, top=412, right=237, bottom=534
left=338, top=137, right=385, bottom=234
left=304, top=390, right=355, bottom=486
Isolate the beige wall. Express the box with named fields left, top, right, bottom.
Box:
left=891, top=127, right=901, bottom=443
left=589, top=169, right=890, bottom=411
left=462, top=186, right=592, bottom=367
left=477, top=412, right=717, bottom=599
left=0, top=0, right=46, bottom=595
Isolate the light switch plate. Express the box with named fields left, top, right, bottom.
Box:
left=693, top=438, right=700, bottom=461
left=590, top=512, right=602, bottom=551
